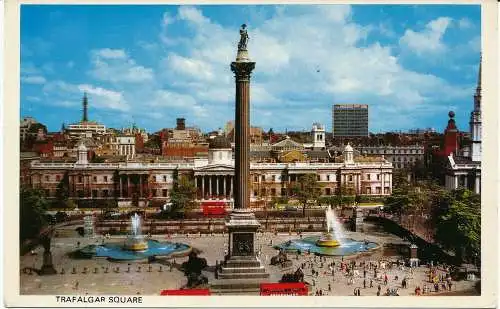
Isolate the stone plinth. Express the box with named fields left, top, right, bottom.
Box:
left=40, top=251, right=57, bottom=275
left=211, top=209, right=269, bottom=293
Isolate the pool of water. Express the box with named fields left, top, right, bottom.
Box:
left=78, top=240, right=191, bottom=261
left=274, top=236, right=378, bottom=256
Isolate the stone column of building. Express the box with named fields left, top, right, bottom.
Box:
left=209, top=176, right=212, bottom=197
left=230, top=176, right=233, bottom=199
left=201, top=176, right=205, bottom=199
left=216, top=175, right=220, bottom=197
left=222, top=175, right=227, bottom=199
left=475, top=176, right=480, bottom=194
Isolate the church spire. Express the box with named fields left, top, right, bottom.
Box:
left=474, top=54, right=481, bottom=111
left=82, top=92, right=88, bottom=122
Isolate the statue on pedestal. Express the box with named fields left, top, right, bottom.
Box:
left=238, top=24, right=249, bottom=51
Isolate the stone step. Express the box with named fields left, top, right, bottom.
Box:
left=224, top=260, right=264, bottom=268
left=210, top=278, right=270, bottom=293
left=219, top=266, right=268, bottom=274
left=218, top=272, right=270, bottom=280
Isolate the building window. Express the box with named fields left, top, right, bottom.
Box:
left=261, top=175, right=266, bottom=181
left=103, top=190, right=109, bottom=197
left=153, top=176, right=156, bottom=182
left=92, top=189, right=98, bottom=197
left=366, top=187, right=371, bottom=194
left=281, top=188, right=287, bottom=196
left=367, top=174, right=371, bottom=180
left=384, top=187, right=389, bottom=194
left=326, top=175, right=330, bottom=181
left=272, top=175, right=276, bottom=182
left=261, top=188, right=266, bottom=196
left=45, top=175, right=50, bottom=182
left=271, top=188, right=276, bottom=196
left=93, top=176, right=97, bottom=182
left=78, top=176, right=83, bottom=183
left=254, top=190, right=258, bottom=197
left=162, top=189, right=168, bottom=197
left=348, top=175, right=352, bottom=182
left=152, top=189, right=157, bottom=197
left=254, top=176, right=258, bottom=182
left=317, top=175, right=321, bottom=181
left=163, top=176, right=167, bottom=182
left=376, top=174, right=380, bottom=180
left=104, top=176, right=108, bottom=182
left=376, top=187, right=381, bottom=194
left=325, top=188, right=331, bottom=195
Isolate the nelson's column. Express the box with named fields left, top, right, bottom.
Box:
left=212, top=24, right=269, bottom=294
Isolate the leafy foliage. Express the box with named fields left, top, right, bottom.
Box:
left=290, top=174, right=322, bottom=216
left=433, top=188, right=480, bottom=262
left=20, top=187, right=49, bottom=242
left=170, top=175, right=197, bottom=213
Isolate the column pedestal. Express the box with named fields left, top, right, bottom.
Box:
left=211, top=209, right=269, bottom=294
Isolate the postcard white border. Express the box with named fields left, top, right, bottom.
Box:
left=3, top=0, right=498, bottom=307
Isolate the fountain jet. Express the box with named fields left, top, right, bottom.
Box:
left=123, top=213, right=148, bottom=251
left=316, top=206, right=344, bottom=247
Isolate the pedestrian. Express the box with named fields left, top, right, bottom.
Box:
left=364, top=269, right=366, bottom=278
left=370, top=279, right=373, bottom=288
left=384, top=274, right=388, bottom=285
left=363, top=279, right=366, bottom=289
left=328, top=283, right=331, bottom=292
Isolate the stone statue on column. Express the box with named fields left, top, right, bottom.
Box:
left=238, top=24, right=249, bottom=51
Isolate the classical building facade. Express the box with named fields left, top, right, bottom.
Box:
left=29, top=136, right=393, bottom=208
left=357, top=145, right=425, bottom=169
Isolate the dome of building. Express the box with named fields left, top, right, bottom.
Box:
left=209, top=135, right=231, bottom=149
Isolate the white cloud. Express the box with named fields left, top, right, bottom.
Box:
left=458, top=17, right=473, bottom=29
left=78, top=84, right=130, bottom=111
left=21, top=75, right=46, bottom=84
left=41, top=80, right=129, bottom=112
left=89, top=48, right=154, bottom=83
left=399, top=17, right=452, bottom=55
left=95, top=48, right=127, bottom=59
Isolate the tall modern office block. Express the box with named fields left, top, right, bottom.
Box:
left=332, top=104, right=369, bottom=137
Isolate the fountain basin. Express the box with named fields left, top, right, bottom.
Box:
left=124, top=236, right=149, bottom=251
left=275, top=236, right=378, bottom=256
left=77, top=240, right=191, bottom=261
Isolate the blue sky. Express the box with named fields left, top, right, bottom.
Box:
left=21, top=5, right=481, bottom=134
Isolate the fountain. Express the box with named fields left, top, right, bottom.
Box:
left=76, top=214, right=191, bottom=261
left=275, top=206, right=379, bottom=256
left=123, top=213, right=148, bottom=251
left=316, top=206, right=343, bottom=247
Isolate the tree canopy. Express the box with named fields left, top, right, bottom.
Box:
left=433, top=188, right=480, bottom=262
left=20, top=187, right=49, bottom=242
left=290, top=173, right=322, bottom=216
left=169, top=175, right=198, bottom=213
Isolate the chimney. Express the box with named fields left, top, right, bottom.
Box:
left=176, top=118, right=186, bottom=130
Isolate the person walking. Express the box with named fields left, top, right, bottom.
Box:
left=370, top=279, right=373, bottom=288
left=363, top=279, right=366, bottom=289
left=384, top=274, right=388, bottom=285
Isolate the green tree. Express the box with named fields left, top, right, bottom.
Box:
left=433, top=188, right=480, bottom=262
left=20, top=187, right=49, bottom=242
left=170, top=175, right=197, bottom=213
left=290, top=174, right=322, bottom=217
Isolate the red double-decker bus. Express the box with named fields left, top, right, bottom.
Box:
left=260, top=283, right=309, bottom=296
left=201, top=201, right=227, bottom=216
left=160, top=289, right=211, bottom=296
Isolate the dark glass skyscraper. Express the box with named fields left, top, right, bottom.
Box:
left=332, top=104, right=369, bottom=137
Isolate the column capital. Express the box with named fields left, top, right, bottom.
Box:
left=231, top=61, right=256, bottom=80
